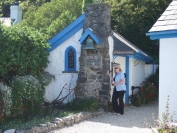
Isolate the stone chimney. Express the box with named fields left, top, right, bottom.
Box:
left=10, top=1, right=22, bottom=25
left=75, top=3, right=112, bottom=111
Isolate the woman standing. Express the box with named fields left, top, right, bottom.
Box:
left=107, top=65, right=126, bottom=115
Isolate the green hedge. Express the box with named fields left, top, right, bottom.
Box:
left=0, top=24, right=50, bottom=81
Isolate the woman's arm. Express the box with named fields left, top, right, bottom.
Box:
left=114, top=78, right=125, bottom=86
left=107, top=70, right=113, bottom=81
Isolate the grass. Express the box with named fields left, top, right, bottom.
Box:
left=0, top=110, right=78, bottom=131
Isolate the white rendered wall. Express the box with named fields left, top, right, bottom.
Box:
left=108, top=36, right=114, bottom=101
left=145, top=64, right=158, bottom=77
left=130, top=59, right=146, bottom=87
left=129, top=59, right=145, bottom=97
left=45, top=29, right=83, bottom=103
left=159, top=38, right=177, bottom=120
left=10, top=5, right=22, bottom=24
left=108, top=36, right=114, bottom=70
left=0, top=18, right=11, bottom=26
left=129, top=59, right=155, bottom=97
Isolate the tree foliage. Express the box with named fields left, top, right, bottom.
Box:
left=19, top=0, right=51, bottom=13
left=0, top=0, right=50, bottom=17
left=1, top=0, right=172, bottom=62
left=21, top=0, right=83, bottom=39
left=0, top=0, right=13, bottom=17
left=0, top=24, right=50, bottom=81
left=105, top=0, right=171, bottom=62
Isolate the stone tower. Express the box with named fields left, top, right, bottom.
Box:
left=75, top=3, right=112, bottom=111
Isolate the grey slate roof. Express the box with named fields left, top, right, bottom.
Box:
left=113, top=31, right=149, bottom=56
left=149, top=0, right=177, bottom=32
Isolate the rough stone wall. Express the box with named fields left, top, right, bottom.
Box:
left=5, top=109, right=104, bottom=133
left=75, top=3, right=112, bottom=111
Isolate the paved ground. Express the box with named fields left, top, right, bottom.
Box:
left=49, top=100, right=158, bottom=133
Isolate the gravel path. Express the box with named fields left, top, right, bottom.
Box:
left=49, top=101, right=158, bottom=133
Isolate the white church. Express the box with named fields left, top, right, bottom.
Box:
left=1, top=2, right=156, bottom=105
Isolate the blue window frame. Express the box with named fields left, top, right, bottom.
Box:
left=64, top=46, right=76, bottom=71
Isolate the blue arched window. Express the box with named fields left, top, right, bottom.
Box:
left=64, top=46, right=76, bottom=72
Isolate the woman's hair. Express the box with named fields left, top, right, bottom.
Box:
left=114, top=65, right=122, bottom=72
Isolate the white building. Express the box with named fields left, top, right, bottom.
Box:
left=0, top=18, right=11, bottom=26
left=0, top=2, right=22, bottom=26
left=45, top=13, right=156, bottom=104
left=0, top=2, right=156, bottom=105
left=146, top=0, right=177, bottom=120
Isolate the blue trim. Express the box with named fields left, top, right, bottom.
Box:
left=113, top=52, right=154, bottom=63
left=125, top=56, right=130, bottom=104
left=134, top=52, right=154, bottom=63
left=79, top=28, right=104, bottom=44
left=62, top=71, right=78, bottom=73
left=65, top=46, right=76, bottom=71
left=146, top=30, right=177, bottom=40
left=48, top=13, right=85, bottom=52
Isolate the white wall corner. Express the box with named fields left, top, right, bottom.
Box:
left=159, top=38, right=177, bottom=121
left=10, top=5, right=22, bottom=24
left=108, top=36, right=114, bottom=68
left=45, top=29, right=82, bottom=103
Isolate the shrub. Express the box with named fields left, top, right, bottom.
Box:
left=0, top=73, right=53, bottom=122
left=0, top=83, right=12, bottom=116
left=10, top=75, right=45, bottom=118
left=132, top=67, right=159, bottom=107
left=64, top=97, right=98, bottom=111
left=146, top=66, right=159, bottom=88
left=0, top=24, right=50, bottom=82
left=133, top=81, right=158, bottom=107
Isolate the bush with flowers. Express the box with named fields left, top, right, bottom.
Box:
left=145, top=96, right=177, bottom=133
left=0, top=72, right=53, bottom=123
left=10, top=75, right=46, bottom=118
left=0, top=83, right=12, bottom=117
left=132, top=67, right=159, bottom=107
left=133, top=80, right=158, bottom=107
left=146, top=67, right=159, bottom=89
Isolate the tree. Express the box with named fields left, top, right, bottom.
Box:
left=0, top=24, right=50, bottom=82
left=46, top=11, right=77, bottom=38
left=19, top=0, right=51, bottom=13
left=0, top=0, right=50, bottom=17
left=0, top=0, right=13, bottom=17
left=105, top=0, right=171, bottom=62
left=21, top=0, right=83, bottom=39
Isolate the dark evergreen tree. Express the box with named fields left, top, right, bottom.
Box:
left=105, top=0, right=171, bottom=62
